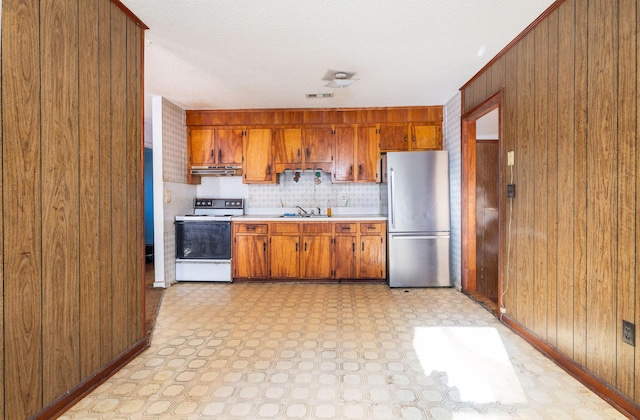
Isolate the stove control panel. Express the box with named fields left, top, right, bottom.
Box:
left=194, top=198, right=244, bottom=210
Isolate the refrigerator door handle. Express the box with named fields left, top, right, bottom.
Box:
left=390, top=234, right=450, bottom=240
left=389, top=168, right=395, bottom=229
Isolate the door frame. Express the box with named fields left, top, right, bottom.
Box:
left=461, top=90, right=503, bottom=308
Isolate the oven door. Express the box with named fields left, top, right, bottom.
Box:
left=175, top=220, right=231, bottom=260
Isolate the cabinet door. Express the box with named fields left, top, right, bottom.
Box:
left=334, top=235, right=356, bottom=279
left=333, top=126, right=355, bottom=182
left=358, top=235, right=385, bottom=279
left=379, top=123, right=408, bottom=151
left=270, top=235, right=300, bottom=278
left=302, top=235, right=332, bottom=278
left=356, top=126, right=380, bottom=182
left=216, top=128, right=244, bottom=165
left=303, top=126, right=333, bottom=163
left=189, top=127, right=215, bottom=165
left=411, top=123, right=442, bottom=150
left=234, top=235, right=268, bottom=278
left=273, top=127, right=302, bottom=164
left=243, top=128, right=274, bottom=183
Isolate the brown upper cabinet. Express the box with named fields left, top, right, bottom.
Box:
left=333, top=125, right=380, bottom=183
left=243, top=128, right=275, bottom=183
left=188, top=127, right=243, bottom=166
left=273, top=126, right=333, bottom=172
left=411, top=123, right=442, bottom=150
left=186, top=106, right=443, bottom=184
left=379, top=123, right=409, bottom=152
left=379, top=122, right=442, bottom=152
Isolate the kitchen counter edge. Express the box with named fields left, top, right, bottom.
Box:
left=233, top=215, right=388, bottom=222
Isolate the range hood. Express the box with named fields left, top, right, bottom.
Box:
left=190, top=165, right=242, bottom=176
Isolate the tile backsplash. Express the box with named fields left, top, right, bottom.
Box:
left=197, top=171, right=384, bottom=213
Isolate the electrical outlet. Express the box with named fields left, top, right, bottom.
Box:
left=164, top=190, right=171, bottom=203
left=622, top=320, right=635, bottom=346
left=507, top=184, right=516, bottom=198
left=249, top=194, right=254, bottom=203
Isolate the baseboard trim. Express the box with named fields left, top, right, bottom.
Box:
left=33, top=337, right=150, bottom=420
left=501, top=315, right=640, bottom=419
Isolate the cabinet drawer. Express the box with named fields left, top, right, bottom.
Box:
left=335, top=223, right=357, bottom=233
left=302, top=223, right=332, bottom=234
left=236, top=223, right=268, bottom=234
left=360, top=222, right=384, bottom=233
left=271, top=223, right=300, bottom=234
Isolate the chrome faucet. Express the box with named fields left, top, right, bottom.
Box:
left=296, top=206, right=308, bottom=215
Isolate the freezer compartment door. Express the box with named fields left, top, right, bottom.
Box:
left=388, top=233, right=451, bottom=288
left=387, top=151, right=450, bottom=233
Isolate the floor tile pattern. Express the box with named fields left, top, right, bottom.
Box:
left=62, top=283, right=624, bottom=419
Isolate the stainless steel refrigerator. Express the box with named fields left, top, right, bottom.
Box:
left=384, top=150, right=451, bottom=287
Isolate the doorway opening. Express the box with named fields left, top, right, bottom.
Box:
left=461, top=91, right=502, bottom=313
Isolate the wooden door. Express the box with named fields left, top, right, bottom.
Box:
left=358, top=235, right=385, bottom=279
left=270, top=235, right=300, bottom=278
left=189, top=127, right=215, bottom=165
left=356, top=126, right=380, bottom=182
left=333, top=126, right=355, bottom=182
left=234, top=235, right=268, bottom=278
left=379, top=123, right=408, bottom=151
left=411, top=123, right=442, bottom=150
left=302, top=235, right=332, bottom=278
left=303, top=126, right=333, bottom=163
left=216, top=128, right=243, bottom=165
left=243, top=128, right=274, bottom=183
left=475, top=141, right=499, bottom=302
left=273, top=127, right=302, bottom=164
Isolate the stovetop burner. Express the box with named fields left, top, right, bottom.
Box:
left=181, top=197, right=245, bottom=218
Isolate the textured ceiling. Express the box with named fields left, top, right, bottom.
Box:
left=121, top=0, right=556, bottom=123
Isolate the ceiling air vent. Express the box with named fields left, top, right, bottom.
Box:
left=306, top=93, right=333, bottom=99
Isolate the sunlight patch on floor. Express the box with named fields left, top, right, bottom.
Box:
left=413, top=326, right=527, bottom=405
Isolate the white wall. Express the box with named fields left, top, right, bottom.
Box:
left=152, top=96, right=195, bottom=288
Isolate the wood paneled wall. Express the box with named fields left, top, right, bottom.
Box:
left=461, top=0, right=640, bottom=408
left=1, top=1, right=146, bottom=418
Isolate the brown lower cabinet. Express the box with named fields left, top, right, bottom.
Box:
left=334, top=222, right=386, bottom=280
left=233, top=220, right=386, bottom=281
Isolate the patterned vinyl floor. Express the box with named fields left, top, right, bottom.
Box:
left=61, top=283, right=624, bottom=419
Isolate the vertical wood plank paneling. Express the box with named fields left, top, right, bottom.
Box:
left=616, top=0, right=637, bottom=397
left=126, top=18, right=143, bottom=343
left=545, top=8, right=559, bottom=348
left=111, top=4, right=129, bottom=354
left=2, top=0, right=145, bottom=416
left=572, top=0, right=589, bottom=367
left=503, top=48, right=519, bottom=314
left=99, top=0, right=114, bottom=364
left=0, top=11, right=3, bottom=420
left=462, top=0, right=640, bottom=409
left=533, top=22, right=549, bottom=339
left=2, top=0, right=43, bottom=417
left=514, top=33, right=535, bottom=328
left=41, top=0, right=81, bottom=401
left=585, top=0, right=617, bottom=384
left=490, top=55, right=505, bottom=95
left=636, top=0, right=640, bottom=404
left=79, top=0, right=102, bottom=378
left=555, top=0, right=576, bottom=357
